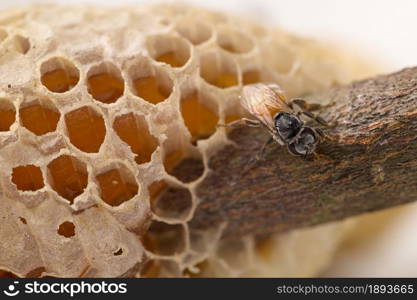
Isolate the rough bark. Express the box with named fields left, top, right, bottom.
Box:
left=188, top=67, right=417, bottom=237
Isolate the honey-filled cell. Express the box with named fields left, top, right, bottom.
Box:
left=180, top=91, right=219, bottom=142
left=96, top=168, right=138, bottom=207
left=113, top=113, right=158, bottom=164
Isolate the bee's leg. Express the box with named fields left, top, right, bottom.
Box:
left=218, top=118, right=261, bottom=128
left=256, top=136, right=275, bottom=160
left=298, top=110, right=339, bottom=128
left=240, top=136, right=274, bottom=177
left=315, top=127, right=325, bottom=138
left=290, top=98, right=337, bottom=127
left=312, top=152, right=326, bottom=160
left=300, top=110, right=329, bottom=126
left=289, top=98, right=323, bottom=112
left=290, top=98, right=336, bottom=111
left=315, top=127, right=331, bottom=141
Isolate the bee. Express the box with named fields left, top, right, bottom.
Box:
left=227, top=83, right=329, bottom=158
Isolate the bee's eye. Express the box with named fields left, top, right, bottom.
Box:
left=274, top=112, right=302, bottom=140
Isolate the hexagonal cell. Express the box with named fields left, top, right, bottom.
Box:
left=65, top=106, right=106, bottom=153
left=264, top=42, right=296, bottom=74
left=200, top=52, right=239, bottom=88
left=164, top=152, right=205, bottom=183
left=133, top=76, right=171, bottom=104
left=20, top=100, right=60, bottom=136
left=142, top=221, right=186, bottom=256
left=175, top=19, right=212, bottom=45
left=57, top=221, right=75, bottom=238
left=12, top=35, right=30, bottom=54
left=149, top=181, right=192, bottom=220
left=141, top=259, right=181, bottom=278
left=11, top=165, right=45, bottom=192
left=180, top=90, right=219, bottom=142
left=217, top=27, right=254, bottom=54
left=87, top=62, right=124, bottom=104
left=0, top=99, right=16, bottom=132
left=146, top=34, right=191, bottom=68
left=224, top=98, right=246, bottom=127
left=40, top=57, right=79, bottom=93
left=129, top=58, right=173, bottom=105
left=47, top=155, right=88, bottom=204
left=242, top=69, right=261, bottom=85
left=96, top=165, right=139, bottom=207
left=163, top=150, right=184, bottom=174
left=113, top=113, right=158, bottom=164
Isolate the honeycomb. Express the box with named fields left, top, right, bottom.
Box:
left=0, top=3, right=376, bottom=277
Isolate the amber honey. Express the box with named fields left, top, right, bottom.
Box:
left=20, top=104, right=60, bottom=136
left=65, top=107, right=106, bottom=153
left=47, top=155, right=88, bottom=203
left=156, top=51, right=184, bottom=67
left=12, top=165, right=44, bottom=191
left=57, top=221, right=75, bottom=238
left=0, top=109, right=15, bottom=131
left=133, top=76, right=170, bottom=104
left=113, top=113, right=158, bottom=165
left=96, top=169, right=138, bottom=206
left=242, top=70, right=260, bottom=85
left=41, top=69, right=79, bottom=93
left=180, top=92, right=219, bottom=142
left=87, top=72, right=124, bottom=104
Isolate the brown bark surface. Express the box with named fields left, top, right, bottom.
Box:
left=188, top=67, right=417, bottom=237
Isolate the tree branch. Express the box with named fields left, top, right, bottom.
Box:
left=188, top=67, right=417, bottom=237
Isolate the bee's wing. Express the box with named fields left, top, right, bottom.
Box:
left=241, top=83, right=290, bottom=132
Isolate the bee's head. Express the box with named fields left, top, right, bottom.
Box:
left=287, top=127, right=318, bottom=156
left=274, top=112, right=302, bottom=141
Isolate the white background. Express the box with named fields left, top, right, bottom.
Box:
left=1, top=0, right=417, bottom=277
